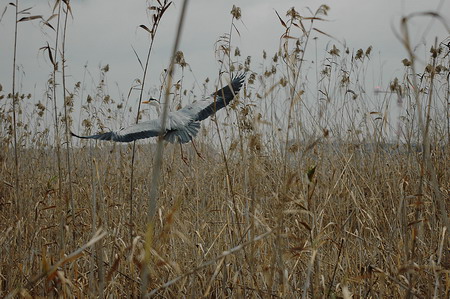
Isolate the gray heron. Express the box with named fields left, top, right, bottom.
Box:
left=71, top=74, right=245, bottom=147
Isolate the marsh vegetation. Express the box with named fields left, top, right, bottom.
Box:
left=1, top=1, right=449, bottom=298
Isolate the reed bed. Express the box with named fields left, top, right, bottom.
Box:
left=0, top=1, right=449, bottom=298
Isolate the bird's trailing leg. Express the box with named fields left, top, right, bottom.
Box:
left=180, top=143, right=190, bottom=166
left=191, top=139, right=204, bottom=161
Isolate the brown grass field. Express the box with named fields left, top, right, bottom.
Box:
left=1, top=1, right=449, bottom=298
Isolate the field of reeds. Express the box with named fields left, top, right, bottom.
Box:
left=1, top=1, right=449, bottom=298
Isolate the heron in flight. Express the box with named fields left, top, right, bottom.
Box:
left=71, top=74, right=245, bottom=147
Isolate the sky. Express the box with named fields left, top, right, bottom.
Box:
left=0, top=0, right=449, bottom=140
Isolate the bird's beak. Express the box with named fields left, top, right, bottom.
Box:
left=142, top=98, right=159, bottom=104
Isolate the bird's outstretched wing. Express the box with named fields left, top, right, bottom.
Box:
left=176, top=73, right=245, bottom=122
left=71, top=119, right=163, bottom=143
left=72, top=73, right=245, bottom=143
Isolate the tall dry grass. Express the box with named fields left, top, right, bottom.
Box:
left=1, top=2, right=449, bottom=298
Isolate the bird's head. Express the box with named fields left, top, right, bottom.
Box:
left=142, top=97, right=161, bottom=115
left=142, top=97, right=160, bottom=106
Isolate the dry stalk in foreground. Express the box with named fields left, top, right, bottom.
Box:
left=5, top=229, right=107, bottom=299
left=146, top=228, right=274, bottom=297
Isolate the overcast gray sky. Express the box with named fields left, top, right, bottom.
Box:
left=0, top=0, right=449, bottom=139
left=1, top=0, right=448, bottom=90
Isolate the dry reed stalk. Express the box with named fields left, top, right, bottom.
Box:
left=399, top=12, right=450, bottom=298
left=8, top=3, right=20, bottom=294
left=88, top=149, right=98, bottom=296
left=60, top=0, right=75, bottom=245
left=129, top=0, right=172, bottom=244
left=146, top=228, right=274, bottom=297
left=5, top=229, right=107, bottom=299
left=47, top=0, right=66, bottom=256
left=10, top=0, right=20, bottom=219
left=212, top=8, right=245, bottom=249
left=141, top=0, right=190, bottom=295
left=1, top=3, right=449, bottom=298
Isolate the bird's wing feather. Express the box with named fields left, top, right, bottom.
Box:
left=71, top=119, right=163, bottom=143
left=72, top=74, right=245, bottom=143
left=117, top=119, right=163, bottom=141
left=177, top=73, right=245, bottom=122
